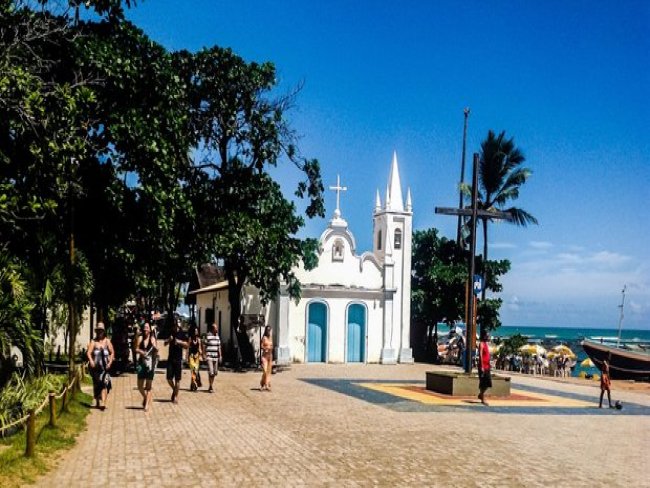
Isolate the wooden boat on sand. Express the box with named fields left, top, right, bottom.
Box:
left=581, top=286, right=650, bottom=381
left=581, top=339, right=650, bottom=380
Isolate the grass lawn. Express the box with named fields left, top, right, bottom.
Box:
left=0, top=388, right=92, bottom=486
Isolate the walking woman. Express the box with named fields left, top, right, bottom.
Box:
left=260, top=326, right=273, bottom=391
left=136, top=322, right=158, bottom=411
left=86, top=322, right=114, bottom=410
left=188, top=326, right=203, bottom=392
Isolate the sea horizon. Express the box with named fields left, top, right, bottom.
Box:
left=496, top=325, right=650, bottom=344
left=502, top=324, right=650, bottom=331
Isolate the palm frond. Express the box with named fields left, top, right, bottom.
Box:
left=505, top=207, right=538, bottom=227
left=500, top=167, right=531, bottom=191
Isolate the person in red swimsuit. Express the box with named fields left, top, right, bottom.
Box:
left=478, top=328, right=492, bottom=406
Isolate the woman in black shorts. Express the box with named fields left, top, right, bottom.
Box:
left=136, top=322, right=158, bottom=411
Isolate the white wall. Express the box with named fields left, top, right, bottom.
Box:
left=294, top=225, right=383, bottom=289
left=288, top=296, right=384, bottom=363
left=45, top=307, right=93, bottom=356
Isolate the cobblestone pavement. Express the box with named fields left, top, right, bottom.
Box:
left=35, top=363, right=650, bottom=487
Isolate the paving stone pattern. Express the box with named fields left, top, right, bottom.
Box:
left=35, top=364, right=650, bottom=487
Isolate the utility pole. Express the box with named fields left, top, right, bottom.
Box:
left=456, top=108, right=470, bottom=247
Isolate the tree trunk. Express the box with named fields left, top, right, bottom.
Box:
left=226, top=267, right=244, bottom=369
left=164, top=280, right=177, bottom=331
left=89, top=302, right=94, bottom=342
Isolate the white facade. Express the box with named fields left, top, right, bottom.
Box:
left=191, top=153, right=413, bottom=365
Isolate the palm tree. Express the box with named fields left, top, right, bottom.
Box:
left=477, top=130, right=538, bottom=299
left=0, top=249, right=43, bottom=385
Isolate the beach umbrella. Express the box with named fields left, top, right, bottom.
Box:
left=519, top=344, right=546, bottom=356
left=581, top=358, right=594, bottom=368
left=552, top=345, right=576, bottom=359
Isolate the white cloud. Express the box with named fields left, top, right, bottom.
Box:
left=491, top=242, right=517, bottom=250
left=529, top=241, right=553, bottom=250
left=588, top=251, right=631, bottom=269
left=498, top=250, right=650, bottom=328
left=566, top=245, right=585, bottom=252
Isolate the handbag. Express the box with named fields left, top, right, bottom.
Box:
left=102, top=371, right=112, bottom=392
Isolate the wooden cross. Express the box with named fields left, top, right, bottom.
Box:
left=329, top=174, right=347, bottom=217
left=435, top=153, right=513, bottom=374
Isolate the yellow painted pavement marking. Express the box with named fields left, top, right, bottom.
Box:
left=355, top=383, right=594, bottom=408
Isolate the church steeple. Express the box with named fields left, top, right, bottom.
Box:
left=375, top=189, right=381, bottom=212
left=372, top=151, right=414, bottom=365
left=386, top=151, right=404, bottom=211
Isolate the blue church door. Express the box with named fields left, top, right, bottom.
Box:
left=347, top=304, right=365, bottom=363
left=307, top=302, right=327, bottom=362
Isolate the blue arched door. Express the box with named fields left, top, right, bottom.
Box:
left=307, top=302, right=327, bottom=362
left=347, top=304, right=365, bottom=363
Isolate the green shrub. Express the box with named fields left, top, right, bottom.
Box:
left=0, top=373, right=65, bottom=430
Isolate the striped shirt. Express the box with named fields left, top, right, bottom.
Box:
left=205, top=333, right=221, bottom=359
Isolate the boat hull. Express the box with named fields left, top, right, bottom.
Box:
left=582, top=340, right=650, bottom=380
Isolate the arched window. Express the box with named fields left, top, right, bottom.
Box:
left=394, top=229, right=402, bottom=249
left=332, top=239, right=344, bottom=262
left=377, top=230, right=382, bottom=250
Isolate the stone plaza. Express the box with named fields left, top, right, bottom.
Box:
left=37, top=363, right=649, bottom=487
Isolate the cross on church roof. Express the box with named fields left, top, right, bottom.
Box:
left=329, top=174, right=347, bottom=218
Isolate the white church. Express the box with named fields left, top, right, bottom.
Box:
left=188, top=153, right=413, bottom=364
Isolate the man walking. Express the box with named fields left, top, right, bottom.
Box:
left=204, top=322, right=222, bottom=393
left=165, top=319, right=188, bottom=404
left=477, top=328, right=492, bottom=406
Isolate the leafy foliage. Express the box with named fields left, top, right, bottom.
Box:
left=476, top=130, right=536, bottom=297
left=1, top=0, right=324, bottom=375
left=180, top=46, right=324, bottom=337
left=411, top=228, right=510, bottom=334
left=0, top=372, right=64, bottom=428
left=0, top=250, right=42, bottom=383
left=496, top=333, right=528, bottom=358
left=411, top=228, right=466, bottom=327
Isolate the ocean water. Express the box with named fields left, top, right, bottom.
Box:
left=494, top=326, right=650, bottom=377
left=496, top=326, right=650, bottom=343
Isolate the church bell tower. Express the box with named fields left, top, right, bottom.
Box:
left=373, top=152, right=413, bottom=364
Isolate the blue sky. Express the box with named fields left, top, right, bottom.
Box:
left=126, top=1, right=649, bottom=329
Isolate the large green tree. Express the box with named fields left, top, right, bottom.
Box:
left=180, top=47, right=324, bottom=362
left=411, top=228, right=510, bottom=360
left=1, top=0, right=325, bottom=374
left=74, top=16, right=203, bottom=325
left=0, top=0, right=103, bottom=372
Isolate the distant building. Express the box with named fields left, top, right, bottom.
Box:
left=188, top=153, right=413, bottom=364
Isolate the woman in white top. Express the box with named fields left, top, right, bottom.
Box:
left=86, top=322, right=114, bottom=410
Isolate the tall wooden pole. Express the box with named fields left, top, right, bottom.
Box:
left=464, top=153, right=480, bottom=374
left=456, top=108, right=470, bottom=247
